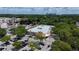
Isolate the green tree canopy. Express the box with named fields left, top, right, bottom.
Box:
left=13, top=41, right=22, bottom=49
left=0, top=28, right=6, bottom=37
left=72, top=28, right=79, bottom=37
left=35, top=32, right=45, bottom=41
left=0, top=35, right=10, bottom=42
left=53, top=23, right=72, bottom=41
left=11, top=26, right=27, bottom=37
left=67, top=37, right=79, bottom=50
left=29, top=42, right=40, bottom=50
left=51, top=40, right=72, bottom=51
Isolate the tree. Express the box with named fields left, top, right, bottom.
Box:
left=51, top=40, right=72, bottom=51
left=72, top=28, right=79, bottom=37
left=12, top=26, right=27, bottom=37
left=0, top=28, right=6, bottom=38
left=0, top=35, right=10, bottom=42
left=67, top=37, right=79, bottom=50
left=19, top=18, right=31, bottom=25
left=53, top=23, right=72, bottom=41
left=10, top=28, right=15, bottom=35
left=29, top=42, right=40, bottom=50
left=13, top=41, right=22, bottom=49
left=35, top=32, right=45, bottom=41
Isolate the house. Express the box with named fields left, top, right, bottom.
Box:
left=1, top=23, right=8, bottom=29
left=28, top=25, right=54, bottom=37
left=0, top=17, right=21, bottom=29
left=76, top=22, right=79, bottom=27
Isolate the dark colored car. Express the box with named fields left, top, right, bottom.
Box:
left=0, top=48, right=4, bottom=51
left=39, top=42, right=45, bottom=46
left=10, top=38, right=18, bottom=42
left=4, top=42, right=10, bottom=45
left=47, top=45, right=50, bottom=48
left=22, top=50, right=27, bottom=51
left=22, top=41, right=28, bottom=47
left=1, top=44, right=6, bottom=46
left=29, top=49, right=34, bottom=51
left=10, top=37, right=21, bottom=42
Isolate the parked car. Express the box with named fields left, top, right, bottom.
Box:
left=10, top=37, right=21, bottom=42
left=29, top=49, right=34, bottom=51
left=47, top=45, right=50, bottom=48
left=15, top=36, right=21, bottom=40
left=22, top=50, right=27, bottom=51
left=10, top=38, right=18, bottom=42
left=1, top=43, right=6, bottom=46
left=0, top=48, right=4, bottom=51
left=4, top=42, right=10, bottom=45
left=24, top=40, right=28, bottom=42
left=39, top=42, right=45, bottom=46
left=22, top=41, right=28, bottom=47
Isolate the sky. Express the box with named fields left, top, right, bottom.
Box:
left=0, top=7, right=79, bottom=14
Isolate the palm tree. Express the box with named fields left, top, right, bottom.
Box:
left=35, top=32, right=45, bottom=41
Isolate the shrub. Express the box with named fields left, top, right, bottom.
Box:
left=11, top=26, right=27, bottom=37
left=13, top=41, right=22, bottom=49
left=0, top=28, right=6, bottom=38
left=0, top=35, right=10, bottom=42
left=36, top=32, right=45, bottom=40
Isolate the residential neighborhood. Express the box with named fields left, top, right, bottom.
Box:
left=0, top=14, right=79, bottom=51
left=1, top=5, right=79, bottom=51
left=0, top=17, right=55, bottom=51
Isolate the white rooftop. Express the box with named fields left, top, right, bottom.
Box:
left=28, top=25, right=54, bottom=36
left=1, top=23, right=8, bottom=28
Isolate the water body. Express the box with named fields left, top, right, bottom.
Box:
left=0, top=7, right=79, bottom=15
